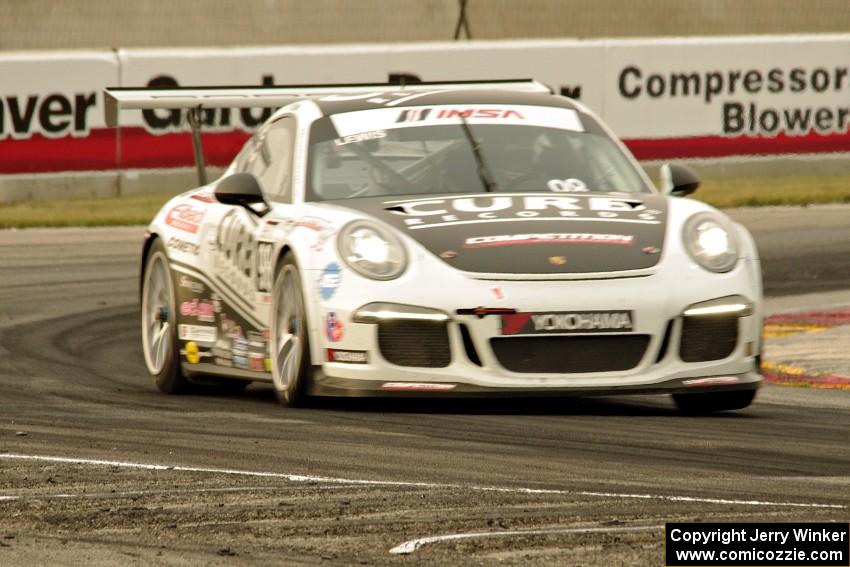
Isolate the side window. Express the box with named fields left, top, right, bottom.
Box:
left=253, top=117, right=297, bottom=203
left=233, top=133, right=259, bottom=173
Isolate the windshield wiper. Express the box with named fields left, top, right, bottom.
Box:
left=458, top=116, right=499, bottom=193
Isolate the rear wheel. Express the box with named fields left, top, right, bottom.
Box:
left=270, top=254, right=312, bottom=406
left=141, top=239, right=188, bottom=394
left=672, top=389, right=757, bottom=414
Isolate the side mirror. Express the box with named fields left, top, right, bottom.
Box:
left=661, top=163, right=700, bottom=197
left=215, top=173, right=266, bottom=208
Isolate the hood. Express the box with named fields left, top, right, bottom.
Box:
left=327, top=192, right=668, bottom=275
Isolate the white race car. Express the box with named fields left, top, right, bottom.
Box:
left=106, top=79, right=763, bottom=412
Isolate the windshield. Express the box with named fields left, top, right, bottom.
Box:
left=306, top=108, right=652, bottom=201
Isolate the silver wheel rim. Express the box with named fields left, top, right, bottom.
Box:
left=272, top=265, right=303, bottom=394
left=142, top=251, right=173, bottom=375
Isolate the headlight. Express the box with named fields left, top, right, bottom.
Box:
left=338, top=220, right=407, bottom=280
left=683, top=212, right=739, bottom=273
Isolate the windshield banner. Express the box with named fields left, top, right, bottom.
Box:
left=330, top=105, right=584, bottom=137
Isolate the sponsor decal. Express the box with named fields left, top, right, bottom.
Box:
left=439, top=250, right=458, bottom=259
left=211, top=292, right=223, bottom=314
left=180, top=298, right=215, bottom=323
left=294, top=217, right=330, bottom=232
left=618, top=64, right=850, bottom=138
left=178, top=324, right=217, bottom=342
left=211, top=346, right=232, bottom=360
left=165, top=203, right=205, bottom=234
left=390, top=195, right=658, bottom=230
left=258, top=219, right=287, bottom=241
left=397, top=108, right=524, bottom=123
left=547, top=178, right=589, bottom=193
left=168, top=236, right=200, bottom=255
left=206, top=293, right=270, bottom=371
left=318, top=262, right=342, bottom=300
left=248, top=353, right=265, bottom=372
left=464, top=233, right=635, bottom=248
left=0, top=90, right=98, bottom=141
left=249, top=334, right=267, bottom=353
left=334, top=130, right=386, bottom=145
left=178, top=275, right=205, bottom=294
left=548, top=256, right=567, bottom=266
left=501, top=310, right=634, bottom=335
left=233, top=336, right=249, bottom=353
left=682, top=376, right=741, bottom=387
left=327, top=349, right=368, bottom=364
left=213, top=209, right=258, bottom=298
left=292, top=218, right=335, bottom=252
left=264, top=358, right=272, bottom=372
left=217, top=313, right=244, bottom=344
left=247, top=330, right=267, bottom=348
left=381, top=382, right=457, bottom=391
left=184, top=341, right=201, bottom=364
left=256, top=242, right=274, bottom=293
left=395, top=108, right=432, bottom=123
left=190, top=189, right=217, bottom=203
left=489, top=286, right=505, bottom=301
left=331, top=105, right=582, bottom=137
left=325, top=312, right=345, bottom=342
left=313, top=228, right=335, bottom=253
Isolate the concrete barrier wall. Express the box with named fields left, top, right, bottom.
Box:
left=4, top=0, right=850, bottom=49
left=2, top=36, right=849, bottom=203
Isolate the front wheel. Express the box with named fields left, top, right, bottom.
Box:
left=140, top=239, right=188, bottom=394
left=270, top=254, right=312, bottom=407
left=672, top=389, right=757, bottom=414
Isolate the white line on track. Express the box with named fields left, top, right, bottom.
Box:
left=0, top=485, right=368, bottom=503
left=0, top=453, right=844, bottom=511
left=389, top=525, right=663, bottom=555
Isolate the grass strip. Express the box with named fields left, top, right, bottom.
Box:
left=0, top=192, right=174, bottom=229
left=696, top=174, right=850, bottom=208
left=1, top=173, right=850, bottom=228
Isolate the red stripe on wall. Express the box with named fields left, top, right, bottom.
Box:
left=0, top=129, right=118, bottom=174
left=118, top=128, right=250, bottom=169
left=1, top=127, right=849, bottom=174
left=624, top=129, right=850, bottom=160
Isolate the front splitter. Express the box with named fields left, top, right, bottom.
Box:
left=307, top=368, right=762, bottom=398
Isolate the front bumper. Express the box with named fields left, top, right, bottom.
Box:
left=310, top=259, right=763, bottom=397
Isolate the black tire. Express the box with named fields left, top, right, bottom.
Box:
left=140, top=238, right=189, bottom=394
left=270, top=253, right=312, bottom=407
left=672, top=389, right=757, bottom=414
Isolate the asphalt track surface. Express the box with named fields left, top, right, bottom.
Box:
left=1, top=206, right=849, bottom=565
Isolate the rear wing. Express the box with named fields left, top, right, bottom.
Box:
left=103, top=79, right=552, bottom=184
left=103, top=79, right=551, bottom=127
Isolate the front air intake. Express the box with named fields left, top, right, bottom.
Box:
left=377, top=320, right=451, bottom=367
left=490, top=335, right=650, bottom=373
left=679, top=315, right=738, bottom=362
left=459, top=323, right=482, bottom=366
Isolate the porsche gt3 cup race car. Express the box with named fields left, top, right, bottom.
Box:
left=105, top=79, right=763, bottom=412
